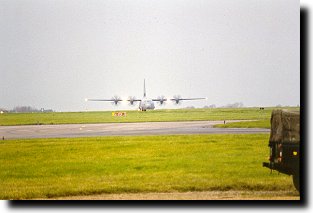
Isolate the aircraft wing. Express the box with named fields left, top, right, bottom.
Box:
left=85, top=97, right=123, bottom=105
left=85, top=99, right=122, bottom=102
left=152, top=97, right=167, bottom=105
left=169, top=97, right=207, bottom=104
left=126, top=98, right=141, bottom=102
left=152, top=96, right=206, bottom=105
left=85, top=97, right=142, bottom=105
left=152, top=98, right=168, bottom=101
left=126, top=97, right=141, bottom=105
left=169, top=98, right=206, bottom=101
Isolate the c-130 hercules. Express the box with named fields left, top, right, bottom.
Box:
left=85, top=79, right=206, bottom=111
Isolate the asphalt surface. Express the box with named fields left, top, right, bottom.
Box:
left=0, top=120, right=269, bottom=139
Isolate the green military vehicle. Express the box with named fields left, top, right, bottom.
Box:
left=263, top=109, right=300, bottom=191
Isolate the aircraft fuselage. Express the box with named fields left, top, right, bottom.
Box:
left=139, top=97, right=155, bottom=111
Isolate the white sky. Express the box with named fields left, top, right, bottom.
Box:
left=0, top=0, right=299, bottom=111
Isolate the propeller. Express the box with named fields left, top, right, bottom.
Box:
left=172, top=95, right=182, bottom=105
left=157, top=95, right=167, bottom=105
left=128, top=96, right=137, bottom=105
left=111, top=95, right=121, bottom=105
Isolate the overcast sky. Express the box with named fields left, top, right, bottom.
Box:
left=0, top=0, right=299, bottom=111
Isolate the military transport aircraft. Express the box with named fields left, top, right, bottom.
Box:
left=85, top=79, right=206, bottom=111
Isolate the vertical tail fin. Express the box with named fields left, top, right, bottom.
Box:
left=143, top=79, right=146, bottom=97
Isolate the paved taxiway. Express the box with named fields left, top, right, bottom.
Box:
left=0, top=120, right=269, bottom=139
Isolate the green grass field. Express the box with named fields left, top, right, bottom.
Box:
left=0, top=134, right=297, bottom=199
left=0, top=107, right=299, bottom=126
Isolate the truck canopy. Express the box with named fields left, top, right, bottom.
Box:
left=269, top=109, right=300, bottom=143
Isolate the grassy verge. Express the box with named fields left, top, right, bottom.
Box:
left=0, top=134, right=296, bottom=199
left=214, top=120, right=271, bottom=129
left=0, top=107, right=298, bottom=126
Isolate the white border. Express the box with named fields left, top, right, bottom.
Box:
left=0, top=0, right=310, bottom=212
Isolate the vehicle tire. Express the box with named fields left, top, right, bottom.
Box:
left=293, top=173, right=300, bottom=192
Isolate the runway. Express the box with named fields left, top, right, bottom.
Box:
left=0, top=120, right=269, bottom=139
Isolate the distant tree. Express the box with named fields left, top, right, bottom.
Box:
left=185, top=106, right=195, bottom=109
left=203, top=104, right=216, bottom=109
left=12, top=106, right=40, bottom=112
left=224, top=102, right=244, bottom=108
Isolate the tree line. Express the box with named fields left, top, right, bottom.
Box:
left=0, top=106, right=54, bottom=113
